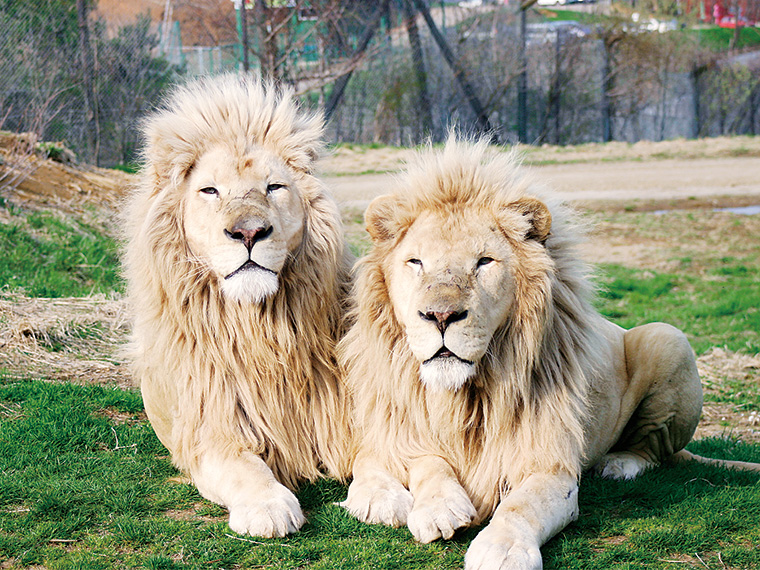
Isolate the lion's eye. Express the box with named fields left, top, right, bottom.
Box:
left=266, top=183, right=286, bottom=194
left=477, top=257, right=495, bottom=268
left=199, top=187, right=218, bottom=196
left=406, top=258, right=423, bottom=269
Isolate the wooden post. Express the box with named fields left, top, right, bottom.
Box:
left=411, top=0, right=493, bottom=138
left=601, top=39, right=612, bottom=142
left=402, top=0, right=433, bottom=138
left=517, top=4, right=527, bottom=143
left=77, top=0, right=98, bottom=164
left=240, top=0, right=250, bottom=72
left=324, top=0, right=390, bottom=122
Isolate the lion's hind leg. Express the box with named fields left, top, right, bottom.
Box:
left=597, top=323, right=702, bottom=481
left=595, top=446, right=669, bottom=481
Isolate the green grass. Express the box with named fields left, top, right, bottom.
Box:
left=0, top=210, right=122, bottom=297
left=596, top=259, right=760, bottom=355
left=541, top=7, right=760, bottom=51
left=691, top=25, right=760, bottom=51
left=1, top=378, right=759, bottom=569
left=546, top=441, right=760, bottom=569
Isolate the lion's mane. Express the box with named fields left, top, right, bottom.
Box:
left=124, top=75, right=353, bottom=487
left=340, top=137, right=605, bottom=517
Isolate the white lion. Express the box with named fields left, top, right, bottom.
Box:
left=123, top=75, right=353, bottom=538
left=338, top=136, right=760, bottom=569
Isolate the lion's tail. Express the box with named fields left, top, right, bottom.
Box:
left=672, top=449, right=760, bottom=473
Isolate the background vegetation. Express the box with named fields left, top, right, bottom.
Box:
left=2, top=0, right=760, bottom=168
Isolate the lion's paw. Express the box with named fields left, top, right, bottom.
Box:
left=464, top=527, right=542, bottom=570
left=227, top=485, right=305, bottom=538
left=594, top=451, right=653, bottom=481
left=338, top=477, right=414, bottom=527
left=407, top=490, right=476, bottom=543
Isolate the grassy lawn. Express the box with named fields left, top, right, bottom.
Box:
left=1, top=379, right=759, bottom=570
left=596, top=258, right=760, bottom=356
left=540, top=7, right=760, bottom=51
left=1, top=204, right=759, bottom=568
left=0, top=210, right=121, bottom=298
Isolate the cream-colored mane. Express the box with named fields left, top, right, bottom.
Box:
left=124, top=75, right=353, bottom=490
left=341, top=137, right=604, bottom=517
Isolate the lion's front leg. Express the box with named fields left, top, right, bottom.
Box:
left=192, top=450, right=305, bottom=538
left=465, top=471, right=578, bottom=570
left=339, top=452, right=413, bottom=527
left=407, top=455, right=477, bottom=543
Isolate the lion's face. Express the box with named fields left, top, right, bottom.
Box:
left=367, top=194, right=552, bottom=392
left=383, top=210, right=517, bottom=391
left=182, top=146, right=306, bottom=303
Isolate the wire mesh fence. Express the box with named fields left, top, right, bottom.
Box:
left=0, top=0, right=759, bottom=171
left=0, top=1, right=178, bottom=168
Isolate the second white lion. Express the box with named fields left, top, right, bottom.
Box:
left=339, top=136, right=760, bottom=569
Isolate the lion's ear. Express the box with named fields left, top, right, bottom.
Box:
left=509, top=196, right=552, bottom=244
left=143, top=117, right=198, bottom=189
left=365, top=194, right=402, bottom=243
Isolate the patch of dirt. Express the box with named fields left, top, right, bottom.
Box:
left=95, top=406, right=147, bottom=425
left=320, top=135, right=760, bottom=176
left=695, top=348, right=760, bottom=444
left=0, top=131, right=133, bottom=217
left=163, top=503, right=226, bottom=524
left=321, top=141, right=760, bottom=213
left=580, top=209, right=760, bottom=271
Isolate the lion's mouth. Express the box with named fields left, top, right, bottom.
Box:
left=225, top=260, right=277, bottom=280
left=423, top=346, right=473, bottom=366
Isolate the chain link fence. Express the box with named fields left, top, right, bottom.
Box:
left=326, top=8, right=760, bottom=145
left=1, top=0, right=759, bottom=171
left=0, top=0, right=179, bottom=168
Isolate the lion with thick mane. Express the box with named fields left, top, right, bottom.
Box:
left=339, top=136, right=760, bottom=569
left=123, top=75, right=353, bottom=537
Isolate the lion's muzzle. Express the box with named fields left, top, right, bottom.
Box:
left=224, top=219, right=273, bottom=253
left=418, top=309, right=469, bottom=335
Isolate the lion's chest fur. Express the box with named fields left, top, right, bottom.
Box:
left=356, top=348, right=537, bottom=517
left=348, top=327, right=587, bottom=519
left=137, top=278, right=349, bottom=488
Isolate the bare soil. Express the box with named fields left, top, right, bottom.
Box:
left=0, top=131, right=132, bottom=220
left=1, top=134, right=759, bottom=443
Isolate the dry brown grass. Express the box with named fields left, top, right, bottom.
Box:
left=696, top=348, right=760, bottom=443
left=581, top=209, right=760, bottom=272
left=0, top=292, right=131, bottom=388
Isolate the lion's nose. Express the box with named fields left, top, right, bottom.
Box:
left=224, top=221, right=273, bottom=251
left=419, top=310, right=468, bottom=334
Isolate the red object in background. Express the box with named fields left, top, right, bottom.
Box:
left=695, top=0, right=758, bottom=25
left=712, top=0, right=726, bottom=21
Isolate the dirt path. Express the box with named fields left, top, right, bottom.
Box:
left=323, top=156, right=760, bottom=210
